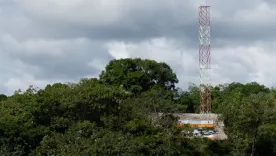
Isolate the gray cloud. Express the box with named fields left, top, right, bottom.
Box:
left=0, top=33, right=113, bottom=79
left=0, top=0, right=275, bottom=94
left=11, top=0, right=276, bottom=43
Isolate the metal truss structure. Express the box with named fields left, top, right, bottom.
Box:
left=198, top=6, right=211, bottom=113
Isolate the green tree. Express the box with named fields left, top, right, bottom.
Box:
left=99, top=58, right=178, bottom=94
left=174, top=84, right=200, bottom=113
left=0, top=94, right=7, bottom=101
left=0, top=86, right=49, bottom=155
left=219, top=91, right=276, bottom=156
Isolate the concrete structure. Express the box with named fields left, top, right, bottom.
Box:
left=178, top=119, right=214, bottom=128
left=174, top=113, right=227, bottom=140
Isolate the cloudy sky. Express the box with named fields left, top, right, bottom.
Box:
left=0, top=0, right=276, bottom=94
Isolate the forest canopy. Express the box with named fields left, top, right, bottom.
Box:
left=0, top=58, right=275, bottom=156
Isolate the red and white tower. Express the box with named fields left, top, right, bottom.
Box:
left=199, top=6, right=211, bottom=113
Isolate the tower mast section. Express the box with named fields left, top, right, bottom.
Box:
left=199, top=5, right=211, bottom=113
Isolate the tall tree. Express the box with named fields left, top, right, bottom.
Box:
left=0, top=94, right=7, bottom=101
left=219, top=91, right=276, bottom=156
left=99, top=58, right=178, bottom=94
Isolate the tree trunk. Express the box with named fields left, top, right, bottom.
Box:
left=251, top=121, right=259, bottom=156
left=251, top=138, right=255, bottom=156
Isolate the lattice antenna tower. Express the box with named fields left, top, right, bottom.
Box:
left=198, top=5, right=211, bottom=113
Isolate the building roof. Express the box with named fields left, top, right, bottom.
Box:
left=174, top=113, right=219, bottom=120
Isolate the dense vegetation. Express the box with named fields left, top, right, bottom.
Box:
left=0, top=58, right=275, bottom=156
